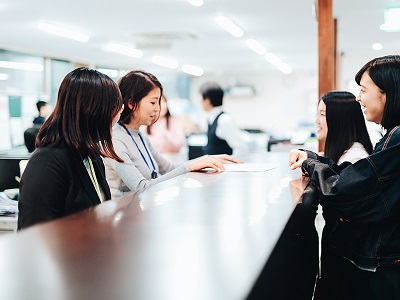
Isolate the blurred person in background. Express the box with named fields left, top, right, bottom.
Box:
left=200, top=82, right=248, bottom=155
left=141, top=95, right=187, bottom=162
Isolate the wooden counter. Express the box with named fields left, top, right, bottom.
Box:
left=0, top=152, right=306, bottom=300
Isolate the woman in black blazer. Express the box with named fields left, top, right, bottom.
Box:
left=18, top=68, right=124, bottom=230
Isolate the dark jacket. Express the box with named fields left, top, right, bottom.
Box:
left=205, top=112, right=233, bottom=155
left=302, top=126, right=400, bottom=271
left=18, top=147, right=111, bottom=230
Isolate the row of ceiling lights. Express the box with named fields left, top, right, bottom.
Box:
left=1, top=0, right=293, bottom=78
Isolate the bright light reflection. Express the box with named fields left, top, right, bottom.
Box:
left=268, top=186, right=282, bottom=203
left=280, top=176, right=292, bottom=187
left=113, top=211, right=124, bottom=226
left=154, top=186, right=180, bottom=205
left=248, top=203, right=268, bottom=226
left=152, top=56, right=179, bottom=69
left=183, top=178, right=203, bottom=188
left=94, top=200, right=118, bottom=218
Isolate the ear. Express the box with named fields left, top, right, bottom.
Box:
left=128, top=100, right=134, bottom=110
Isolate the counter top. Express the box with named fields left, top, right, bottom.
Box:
left=0, top=152, right=305, bottom=300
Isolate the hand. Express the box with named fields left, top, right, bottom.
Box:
left=209, top=154, right=243, bottom=164
left=187, top=155, right=226, bottom=172
left=187, top=154, right=242, bottom=172
left=289, top=149, right=307, bottom=170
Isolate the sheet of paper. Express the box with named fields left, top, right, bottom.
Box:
left=203, top=163, right=276, bottom=172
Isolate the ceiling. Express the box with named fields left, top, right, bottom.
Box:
left=0, top=0, right=399, bottom=77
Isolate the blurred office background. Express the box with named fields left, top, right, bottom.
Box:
left=0, top=0, right=398, bottom=152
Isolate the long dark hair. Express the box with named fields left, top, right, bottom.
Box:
left=36, top=67, right=123, bottom=162
left=355, top=55, right=400, bottom=130
left=322, top=91, right=373, bottom=163
left=118, top=70, right=163, bottom=125
left=146, top=95, right=171, bottom=135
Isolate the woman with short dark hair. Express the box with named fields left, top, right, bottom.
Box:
left=18, top=67, right=124, bottom=230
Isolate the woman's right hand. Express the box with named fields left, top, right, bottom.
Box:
left=289, top=149, right=307, bottom=170
left=187, top=154, right=243, bottom=172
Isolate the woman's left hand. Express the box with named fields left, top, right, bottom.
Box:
left=209, top=154, right=243, bottom=164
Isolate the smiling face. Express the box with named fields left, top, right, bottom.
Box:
left=356, top=72, right=386, bottom=124
left=316, top=100, right=327, bottom=141
left=128, top=87, right=161, bottom=129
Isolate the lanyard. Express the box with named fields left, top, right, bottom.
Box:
left=118, top=122, right=158, bottom=179
left=87, top=157, right=103, bottom=202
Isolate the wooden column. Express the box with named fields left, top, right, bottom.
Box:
left=317, top=0, right=334, bottom=151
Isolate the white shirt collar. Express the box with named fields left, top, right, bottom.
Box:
left=208, top=106, right=224, bottom=124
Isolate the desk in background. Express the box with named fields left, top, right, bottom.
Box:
left=0, top=152, right=305, bottom=300
left=0, top=147, right=30, bottom=191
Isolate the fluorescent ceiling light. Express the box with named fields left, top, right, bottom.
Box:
left=152, top=56, right=178, bottom=69
left=37, top=22, right=89, bottom=42
left=187, top=0, right=203, bottom=6
left=372, top=43, right=383, bottom=50
left=107, top=43, right=143, bottom=58
left=278, top=63, right=292, bottom=75
left=246, top=39, right=267, bottom=55
left=380, top=7, right=400, bottom=32
left=0, top=73, right=9, bottom=80
left=264, top=53, right=281, bottom=66
left=98, top=68, right=119, bottom=78
left=182, top=64, right=204, bottom=76
left=215, top=16, right=244, bottom=38
left=0, top=61, right=44, bottom=71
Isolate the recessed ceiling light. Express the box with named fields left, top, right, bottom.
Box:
left=37, top=22, right=89, bottom=42
left=215, top=16, right=244, bottom=38
left=372, top=43, right=383, bottom=50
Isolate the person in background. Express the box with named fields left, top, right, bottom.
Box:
left=200, top=82, right=248, bottom=155
left=141, top=95, right=186, bottom=162
left=18, top=68, right=124, bottom=230
left=289, top=55, right=400, bottom=299
left=24, top=100, right=52, bottom=153
left=104, top=70, right=241, bottom=197
left=313, top=91, right=373, bottom=299
left=33, top=100, right=52, bottom=126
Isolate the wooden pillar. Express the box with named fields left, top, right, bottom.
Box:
left=317, top=0, right=334, bottom=152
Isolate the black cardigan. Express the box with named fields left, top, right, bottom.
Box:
left=18, top=147, right=111, bottom=230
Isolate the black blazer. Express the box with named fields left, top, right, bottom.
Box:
left=18, top=146, right=111, bottom=230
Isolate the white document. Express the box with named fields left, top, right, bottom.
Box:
left=203, top=163, right=276, bottom=172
